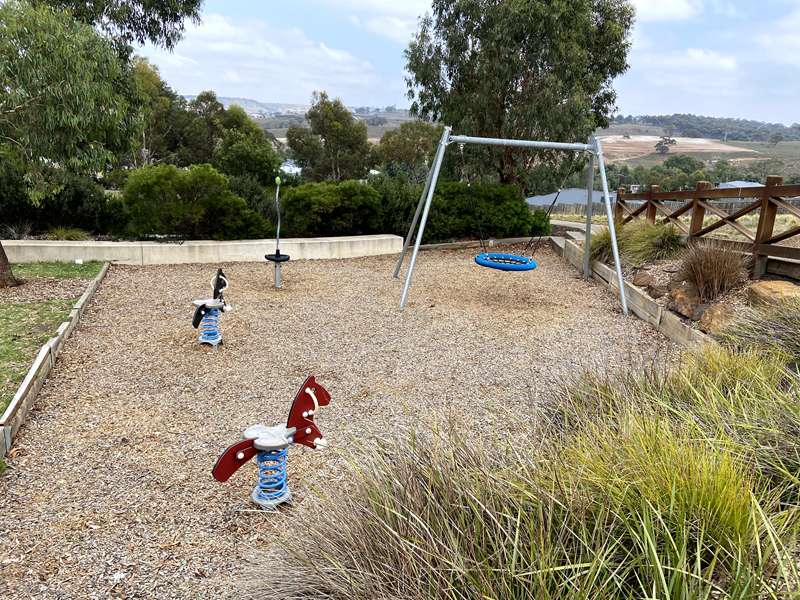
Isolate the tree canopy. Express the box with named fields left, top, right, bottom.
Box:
left=375, top=120, right=443, bottom=180
left=287, top=92, right=372, bottom=181
left=0, top=0, right=142, bottom=177
left=37, top=0, right=203, bottom=50
left=405, top=0, right=634, bottom=187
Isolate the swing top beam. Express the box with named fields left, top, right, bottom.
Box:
left=449, top=134, right=592, bottom=154
left=393, top=127, right=629, bottom=315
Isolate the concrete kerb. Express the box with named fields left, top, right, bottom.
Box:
left=554, top=237, right=709, bottom=347
left=0, top=262, right=110, bottom=459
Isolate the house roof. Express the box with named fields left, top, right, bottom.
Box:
left=527, top=188, right=615, bottom=206
left=717, top=180, right=764, bottom=189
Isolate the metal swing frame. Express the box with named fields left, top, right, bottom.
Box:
left=392, top=126, right=628, bottom=314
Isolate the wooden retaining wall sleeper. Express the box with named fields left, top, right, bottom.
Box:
left=0, top=262, right=110, bottom=459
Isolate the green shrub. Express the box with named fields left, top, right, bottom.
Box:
left=368, top=174, right=423, bottom=235
left=282, top=180, right=383, bottom=237
left=679, top=242, right=746, bottom=302
left=370, top=176, right=544, bottom=243
left=122, top=164, right=270, bottom=240
left=718, top=298, right=800, bottom=362
left=46, top=226, right=90, bottom=241
left=530, top=208, right=552, bottom=236
left=0, top=154, right=36, bottom=227
left=38, top=174, right=122, bottom=234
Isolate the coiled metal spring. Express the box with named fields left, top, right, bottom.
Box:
left=254, top=447, right=288, bottom=504
left=198, top=308, right=221, bottom=345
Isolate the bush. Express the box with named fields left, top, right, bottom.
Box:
left=38, top=174, right=123, bottom=234
left=46, top=226, right=90, bottom=241
left=718, top=298, right=800, bottom=362
left=282, top=180, right=383, bottom=237
left=256, top=345, right=800, bottom=599
left=679, top=242, right=747, bottom=302
left=122, top=164, right=271, bottom=240
left=0, top=154, right=35, bottom=227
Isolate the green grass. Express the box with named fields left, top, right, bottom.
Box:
left=0, top=300, right=73, bottom=413
left=12, top=261, right=103, bottom=279
left=589, top=221, right=683, bottom=266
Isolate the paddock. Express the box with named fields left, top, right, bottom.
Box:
left=0, top=247, right=676, bottom=598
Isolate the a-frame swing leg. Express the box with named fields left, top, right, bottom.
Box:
left=593, top=137, right=629, bottom=316
left=582, top=151, right=595, bottom=279
left=393, top=146, right=438, bottom=279
left=399, top=126, right=451, bottom=308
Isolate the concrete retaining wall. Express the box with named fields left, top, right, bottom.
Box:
left=2, top=234, right=403, bottom=265
left=1, top=263, right=110, bottom=459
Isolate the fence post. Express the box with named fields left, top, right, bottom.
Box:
left=646, top=185, right=659, bottom=223
left=689, top=181, right=713, bottom=237
left=753, top=175, right=783, bottom=278
left=614, top=188, right=625, bottom=224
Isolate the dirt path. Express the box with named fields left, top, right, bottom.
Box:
left=0, top=248, right=677, bottom=598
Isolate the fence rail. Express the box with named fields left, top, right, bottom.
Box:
left=615, top=177, right=800, bottom=276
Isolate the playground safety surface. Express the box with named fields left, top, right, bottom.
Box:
left=0, top=246, right=677, bottom=598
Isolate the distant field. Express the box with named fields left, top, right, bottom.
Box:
left=599, top=135, right=754, bottom=164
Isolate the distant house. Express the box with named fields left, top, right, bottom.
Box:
left=527, top=188, right=616, bottom=207
left=717, top=180, right=764, bottom=189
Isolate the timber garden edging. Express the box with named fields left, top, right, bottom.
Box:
left=553, top=237, right=710, bottom=348
left=0, top=262, right=110, bottom=459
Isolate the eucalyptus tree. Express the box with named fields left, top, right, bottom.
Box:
left=0, top=1, right=142, bottom=286
left=405, top=0, right=634, bottom=190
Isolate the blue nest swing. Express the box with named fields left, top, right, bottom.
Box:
left=474, top=252, right=538, bottom=272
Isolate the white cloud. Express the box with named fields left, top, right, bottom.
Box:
left=323, top=0, right=429, bottom=43
left=755, top=8, right=800, bottom=66
left=630, top=47, right=740, bottom=95
left=631, top=0, right=703, bottom=21
left=140, top=13, right=380, bottom=104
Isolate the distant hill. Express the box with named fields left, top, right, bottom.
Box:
left=182, top=95, right=307, bottom=115
left=612, top=114, right=800, bottom=142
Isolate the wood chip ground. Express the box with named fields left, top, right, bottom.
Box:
left=0, top=248, right=677, bottom=598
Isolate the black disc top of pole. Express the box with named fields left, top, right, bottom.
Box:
left=265, top=252, right=290, bottom=263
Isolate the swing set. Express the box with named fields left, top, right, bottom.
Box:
left=392, top=126, right=628, bottom=314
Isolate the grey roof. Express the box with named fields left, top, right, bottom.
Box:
left=527, top=188, right=616, bottom=206
left=718, top=180, right=764, bottom=189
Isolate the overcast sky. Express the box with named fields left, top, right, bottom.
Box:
left=140, top=0, right=800, bottom=124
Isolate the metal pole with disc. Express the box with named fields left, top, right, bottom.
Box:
left=265, top=176, right=290, bottom=288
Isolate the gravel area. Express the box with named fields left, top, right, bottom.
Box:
left=0, top=247, right=677, bottom=598
left=0, top=277, right=91, bottom=303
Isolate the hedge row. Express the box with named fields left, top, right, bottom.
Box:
left=1, top=165, right=550, bottom=243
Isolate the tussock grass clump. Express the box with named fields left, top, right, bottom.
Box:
left=680, top=242, right=747, bottom=302
left=590, top=221, right=682, bottom=266
left=589, top=226, right=615, bottom=264
left=257, top=345, right=800, bottom=600
left=623, top=221, right=683, bottom=266
left=46, top=226, right=90, bottom=241
left=1, top=222, right=32, bottom=240
left=719, top=298, right=800, bottom=362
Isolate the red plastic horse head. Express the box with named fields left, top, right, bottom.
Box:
left=286, top=375, right=331, bottom=449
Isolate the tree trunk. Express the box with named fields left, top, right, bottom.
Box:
left=0, top=240, right=19, bottom=288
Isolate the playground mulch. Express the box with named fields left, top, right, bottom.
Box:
left=0, top=246, right=677, bottom=598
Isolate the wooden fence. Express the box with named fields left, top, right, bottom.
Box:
left=615, top=177, right=800, bottom=276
